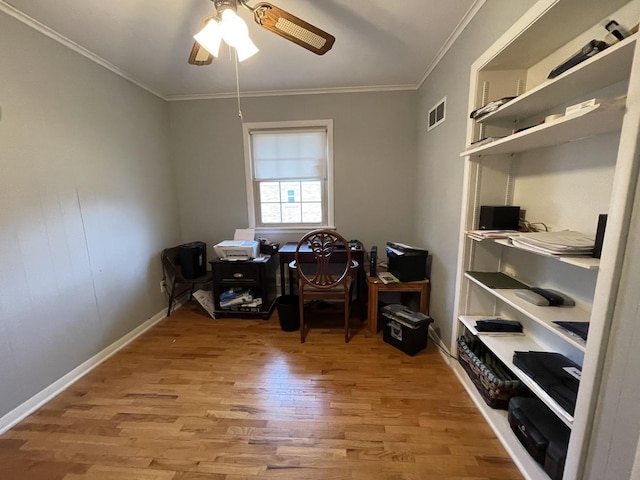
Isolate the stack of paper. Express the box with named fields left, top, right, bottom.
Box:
left=508, top=230, right=594, bottom=256
left=467, top=230, right=518, bottom=241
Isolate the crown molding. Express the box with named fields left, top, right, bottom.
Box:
left=2, top=0, right=482, bottom=102
left=417, top=0, right=486, bottom=88
left=0, top=1, right=166, bottom=100
left=165, top=83, right=417, bottom=102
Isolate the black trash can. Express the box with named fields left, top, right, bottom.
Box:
left=276, top=295, right=300, bottom=332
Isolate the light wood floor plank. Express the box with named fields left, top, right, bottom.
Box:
left=0, top=303, right=522, bottom=479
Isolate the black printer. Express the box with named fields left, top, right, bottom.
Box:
left=386, top=242, right=428, bottom=282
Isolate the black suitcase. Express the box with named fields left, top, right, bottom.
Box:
left=508, top=396, right=570, bottom=480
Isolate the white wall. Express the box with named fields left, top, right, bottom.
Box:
left=414, top=0, right=536, bottom=349
left=168, top=91, right=419, bottom=255
left=0, top=12, right=180, bottom=419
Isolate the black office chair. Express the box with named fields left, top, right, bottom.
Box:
left=292, top=229, right=358, bottom=343
left=161, top=246, right=213, bottom=316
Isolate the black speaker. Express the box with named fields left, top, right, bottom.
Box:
left=370, top=246, right=377, bottom=277
left=479, top=205, right=520, bottom=230
left=179, top=241, right=207, bottom=279
left=593, top=214, right=607, bottom=259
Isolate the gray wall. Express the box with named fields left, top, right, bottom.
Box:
left=168, top=91, right=418, bottom=254
left=414, top=0, right=536, bottom=350
left=0, top=12, right=180, bottom=419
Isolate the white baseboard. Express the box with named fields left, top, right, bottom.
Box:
left=429, top=325, right=458, bottom=366
left=0, top=308, right=168, bottom=434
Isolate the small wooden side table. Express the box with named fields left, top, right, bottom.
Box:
left=366, top=276, right=430, bottom=334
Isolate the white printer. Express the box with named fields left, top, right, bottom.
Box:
left=213, top=240, right=259, bottom=260
left=213, top=229, right=259, bottom=261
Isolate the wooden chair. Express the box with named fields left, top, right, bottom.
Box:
left=161, top=246, right=213, bottom=316
left=292, top=229, right=358, bottom=343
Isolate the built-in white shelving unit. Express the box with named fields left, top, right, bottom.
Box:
left=452, top=1, right=640, bottom=479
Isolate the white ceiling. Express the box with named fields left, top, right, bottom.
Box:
left=1, top=0, right=481, bottom=100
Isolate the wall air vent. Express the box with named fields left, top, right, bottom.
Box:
left=428, top=97, right=446, bottom=131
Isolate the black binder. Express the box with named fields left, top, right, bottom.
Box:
left=512, top=351, right=580, bottom=415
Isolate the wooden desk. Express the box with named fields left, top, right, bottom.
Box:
left=366, top=276, right=430, bottom=334
left=278, top=242, right=365, bottom=297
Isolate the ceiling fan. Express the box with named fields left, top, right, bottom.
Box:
left=188, top=0, right=336, bottom=65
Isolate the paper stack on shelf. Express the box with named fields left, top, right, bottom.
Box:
left=467, top=230, right=518, bottom=241
left=508, top=230, right=594, bottom=256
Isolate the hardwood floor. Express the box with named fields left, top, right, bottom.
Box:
left=0, top=303, right=522, bottom=479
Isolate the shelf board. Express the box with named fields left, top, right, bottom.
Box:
left=464, top=273, right=589, bottom=352
left=459, top=316, right=574, bottom=427
left=492, top=238, right=600, bottom=270
left=480, top=35, right=637, bottom=128
left=461, top=102, right=625, bottom=157
left=482, top=0, right=631, bottom=71
left=452, top=362, right=559, bottom=480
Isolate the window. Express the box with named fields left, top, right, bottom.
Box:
left=243, top=120, right=334, bottom=230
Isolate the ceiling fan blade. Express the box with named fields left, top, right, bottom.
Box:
left=188, top=41, right=214, bottom=65
left=251, top=2, right=335, bottom=55
left=188, top=16, right=215, bottom=65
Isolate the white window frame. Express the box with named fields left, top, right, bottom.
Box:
left=243, top=119, right=335, bottom=234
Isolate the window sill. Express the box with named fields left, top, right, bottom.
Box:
left=254, top=226, right=336, bottom=236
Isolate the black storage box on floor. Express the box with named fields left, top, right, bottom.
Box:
left=179, top=241, right=207, bottom=279
left=276, top=295, right=300, bottom=332
left=382, top=304, right=433, bottom=356
left=386, top=242, right=428, bottom=282
left=508, top=396, right=571, bottom=480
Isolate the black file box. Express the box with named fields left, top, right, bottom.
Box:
left=386, top=244, right=428, bottom=282
left=382, top=312, right=432, bottom=356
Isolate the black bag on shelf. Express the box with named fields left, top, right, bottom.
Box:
left=508, top=396, right=571, bottom=480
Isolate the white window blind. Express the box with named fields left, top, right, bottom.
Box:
left=251, top=128, right=328, bottom=180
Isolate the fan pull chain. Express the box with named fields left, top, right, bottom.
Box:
left=234, top=51, right=243, bottom=121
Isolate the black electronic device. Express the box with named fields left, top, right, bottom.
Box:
left=179, top=241, right=207, bottom=279
left=593, top=214, right=607, bottom=259
left=348, top=239, right=363, bottom=250
left=529, top=288, right=566, bottom=307
left=478, top=205, right=520, bottom=230
left=386, top=242, right=428, bottom=282
left=516, top=288, right=574, bottom=307
left=548, top=40, right=608, bottom=79
left=369, top=246, right=377, bottom=277
left=475, top=319, right=523, bottom=333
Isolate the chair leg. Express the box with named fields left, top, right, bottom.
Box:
left=344, top=297, right=351, bottom=343
left=167, top=283, right=177, bottom=317
left=299, top=293, right=306, bottom=343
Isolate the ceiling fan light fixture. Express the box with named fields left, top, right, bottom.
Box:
left=194, top=18, right=223, bottom=57
left=235, top=37, right=259, bottom=61
left=220, top=10, right=249, bottom=47
left=189, top=0, right=335, bottom=66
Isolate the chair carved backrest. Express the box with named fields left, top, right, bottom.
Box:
left=295, top=229, right=352, bottom=290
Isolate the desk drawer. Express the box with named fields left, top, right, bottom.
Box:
left=214, top=262, right=261, bottom=283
